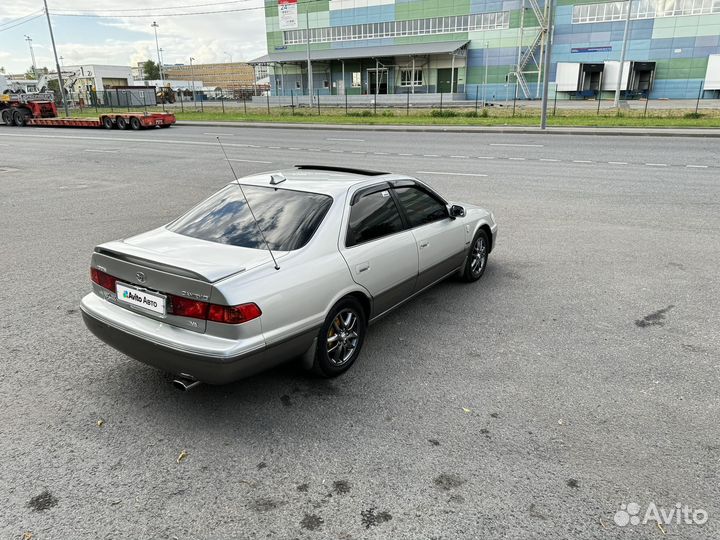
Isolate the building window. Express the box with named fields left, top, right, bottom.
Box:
left=352, top=72, right=361, bottom=87
left=572, top=0, right=720, bottom=23
left=400, top=69, right=423, bottom=87
left=282, top=12, right=510, bottom=45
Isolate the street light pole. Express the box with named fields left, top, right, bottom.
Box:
left=614, top=0, right=633, bottom=107
left=151, top=21, right=164, bottom=85
left=42, top=0, right=69, bottom=117
left=305, top=10, right=314, bottom=104
left=25, top=35, right=37, bottom=79
left=540, top=0, right=555, bottom=130
left=190, top=56, right=197, bottom=110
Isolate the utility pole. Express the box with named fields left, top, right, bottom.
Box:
left=43, top=0, right=69, bottom=117
left=614, top=0, right=633, bottom=107
left=151, top=21, right=164, bottom=84
left=539, top=0, right=554, bottom=129
left=483, top=41, right=489, bottom=109
left=190, top=56, right=197, bottom=110
left=305, top=10, right=314, bottom=104
left=24, top=35, right=37, bottom=79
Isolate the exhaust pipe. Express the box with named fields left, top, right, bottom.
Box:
left=172, top=373, right=201, bottom=392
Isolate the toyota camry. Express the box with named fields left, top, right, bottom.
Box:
left=81, top=165, right=498, bottom=388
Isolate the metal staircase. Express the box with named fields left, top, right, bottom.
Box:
left=514, top=0, right=550, bottom=99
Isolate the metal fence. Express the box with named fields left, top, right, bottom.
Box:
left=58, top=85, right=720, bottom=119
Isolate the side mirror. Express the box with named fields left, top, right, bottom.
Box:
left=449, top=204, right=465, bottom=219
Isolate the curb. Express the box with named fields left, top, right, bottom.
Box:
left=176, top=120, right=720, bottom=137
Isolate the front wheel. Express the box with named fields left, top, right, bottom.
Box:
left=460, top=229, right=489, bottom=282
left=312, top=297, right=367, bottom=377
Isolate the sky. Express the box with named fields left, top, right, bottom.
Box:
left=0, top=1, right=268, bottom=75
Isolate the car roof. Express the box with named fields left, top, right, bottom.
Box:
left=235, top=166, right=410, bottom=197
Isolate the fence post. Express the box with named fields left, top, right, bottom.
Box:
left=143, top=91, right=147, bottom=113
left=597, top=91, right=602, bottom=115
left=267, top=91, right=271, bottom=115
left=94, top=91, right=98, bottom=114
left=553, top=86, right=558, bottom=116
left=243, top=96, right=247, bottom=115
left=512, top=83, right=517, bottom=117
left=180, top=90, right=184, bottom=112
left=407, top=91, right=410, bottom=116
left=221, top=92, right=225, bottom=114
left=644, top=96, right=649, bottom=118
left=317, top=90, right=320, bottom=115
left=374, top=94, right=377, bottom=115
left=200, top=96, right=204, bottom=113
left=291, top=89, right=295, bottom=116
left=440, top=92, right=443, bottom=113
left=695, top=81, right=704, bottom=114
left=475, top=86, right=479, bottom=113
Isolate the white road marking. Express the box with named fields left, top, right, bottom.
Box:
left=374, top=152, right=389, bottom=155
left=423, top=154, right=440, bottom=157
left=573, top=160, right=593, bottom=163
left=398, top=153, right=413, bottom=156
left=645, top=163, right=668, bottom=167
left=84, top=149, right=118, bottom=153
left=330, top=149, right=343, bottom=153
left=686, top=164, right=708, bottom=168
left=608, top=161, right=628, bottom=165
left=326, top=137, right=365, bottom=142
left=490, top=143, right=544, bottom=147
left=228, top=158, right=272, bottom=164
left=417, top=171, right=488, bottom=177
left=477, top=156, right=495, bottom=160
left=267, top=146, right=280, bottom=149
left=540, top=158, right=559, bottom=162
left=451, top=155, right=468, bottom=159
left=351, top=151, right=367, bottom=154
left=509, top=157, right=525, bottom=161
left=288, top=147, right=301, bottom=150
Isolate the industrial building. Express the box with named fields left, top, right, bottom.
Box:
left=251, top=0, right=720, bottom=100
left=163, top=62, right=266, bottom=96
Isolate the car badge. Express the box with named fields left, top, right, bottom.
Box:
left=136, top=272, right=146, bottom=283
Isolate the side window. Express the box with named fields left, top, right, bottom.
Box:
left=393, top=186, right=448, bottom=228
left=346, top=189, right=404, bottom=247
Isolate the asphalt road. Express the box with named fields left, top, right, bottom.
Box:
left=1, top=124, right=718, bottom=540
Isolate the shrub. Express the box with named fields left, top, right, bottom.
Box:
left=430, top=109, right=458, bottom=117
left=684, top=112, right=704, bottom=119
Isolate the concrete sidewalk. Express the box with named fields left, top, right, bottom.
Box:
left=176, top=120, right=720, bottom=137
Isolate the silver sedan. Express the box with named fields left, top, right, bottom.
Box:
left=81, top=165, right=498, bottom=387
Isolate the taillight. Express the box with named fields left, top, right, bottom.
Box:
left=169, top=295, right=208, bottom=319
left=207, top=303, right=262, bottom=324
left=91, top=268, right=261, bottom=325
left=91, top=268, right=118, bottom=291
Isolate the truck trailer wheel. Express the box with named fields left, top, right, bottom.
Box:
left=102, top=116, right=113, bottom=129
left=1, top=109, right=12, bottom=125
left=13, top=110, right=29, bottom=127
left=116, top=116, right=128, bottom=129
left=129, top=117, right=141, bottom=130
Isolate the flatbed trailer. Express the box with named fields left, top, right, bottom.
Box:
left=1, top=93, right=176, bottom=129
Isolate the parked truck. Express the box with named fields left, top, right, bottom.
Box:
left=1, top=79, right=175, bottom=129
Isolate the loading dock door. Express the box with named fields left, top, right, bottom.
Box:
left=580, top=63, right=604, bottom=92
left=629, top=62, right=655, bottom=93
left=704, top=55, right=720, bottom=90
left=555, top=62, right=581, bottom=91
left=601, top=61, right=631, bottom=91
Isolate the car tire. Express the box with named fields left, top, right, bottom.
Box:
left=129, top=117, right=141, bottom=130
left=312, top=297, right=367, bottom=378
left=116, top=116, right=127, bottom=129
left=460, top=229, right=490, bottom=282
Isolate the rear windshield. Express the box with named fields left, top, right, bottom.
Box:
left=168, top=184, right=333, bottom=251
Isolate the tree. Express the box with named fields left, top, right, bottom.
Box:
left=143, top=60, right=160, bottom=80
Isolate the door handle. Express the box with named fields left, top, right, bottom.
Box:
left=356, top=262, right=370, bottom=273
left=419, top=241, right=429, bottom=249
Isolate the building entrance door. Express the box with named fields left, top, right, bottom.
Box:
left=437, top=68, right=458, bottom=93
left=368, top=68, right=388, bottom=94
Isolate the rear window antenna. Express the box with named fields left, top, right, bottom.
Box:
left=216, top=137, right=280, bottom=271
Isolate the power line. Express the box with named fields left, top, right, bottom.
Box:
left=51, top=0, right=256, bottom=13
left=0, top=13, right=45, bottom=33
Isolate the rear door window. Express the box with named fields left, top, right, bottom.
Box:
left=168, top=184, right=332, bottom=251
left=393, top=186, right=448, bottom=228
left=346, top=189, right=404, bottom=247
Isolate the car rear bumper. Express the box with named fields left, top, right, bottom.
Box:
left=80, top=293, right=316, bottom=384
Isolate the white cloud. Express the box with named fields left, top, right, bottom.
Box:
left=0, top=0, right=268, bottom=72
